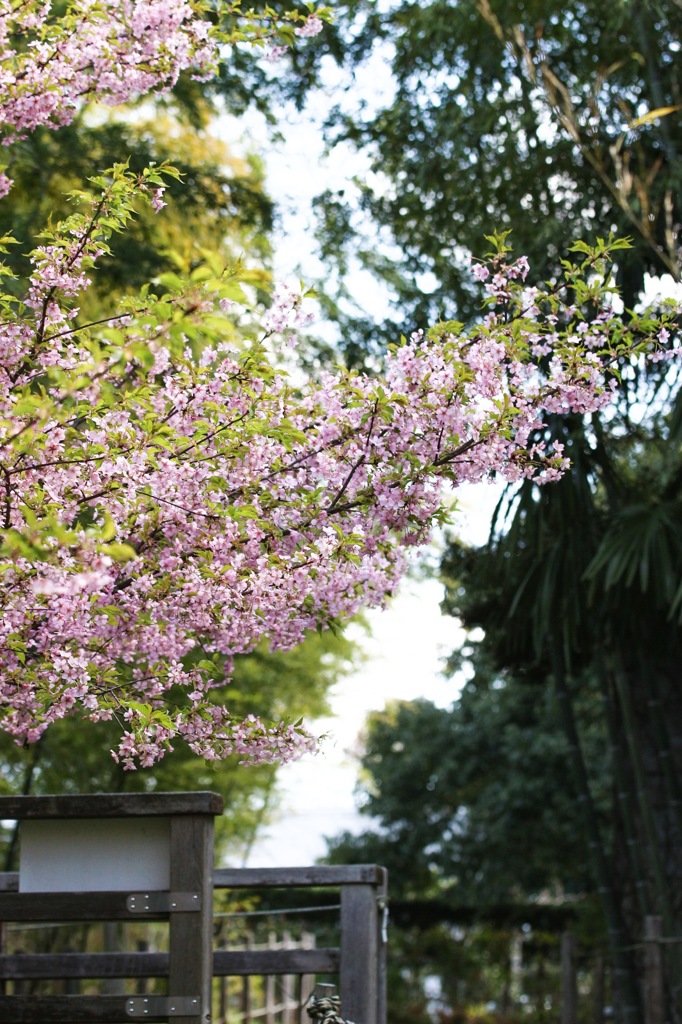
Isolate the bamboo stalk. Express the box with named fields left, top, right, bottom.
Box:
left=610, top=662, right=677, bottom=935
left=611, top=659, right=682, bottom=1015
left=644, top=916, right=664, bottom=1024
left=551, top=646, right=640, bottom=1023
left=597, top=663, right=651, bottom=920
left=641, top=665, right=682, bottom=845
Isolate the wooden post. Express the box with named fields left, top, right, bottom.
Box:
left=168, top=813, right=215, bottom=1024
left=376, top=872, right=388, bottom=1024
left=644, top=916, right=664, bottom=1024
left=561, top=931, right=578, bottom=1024
left=299, top=932, right=316, bottom=1024
left=0, top=791, right=222, bottom=1022
left=265, top=931, right=276, bottom=1024
left=340, top=882, right=379, bottom=1024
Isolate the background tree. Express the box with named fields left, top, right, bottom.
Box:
left=438, top=385, right=682, bottom=1019
left=0, top=114, right=274, bottom=319
left=329, top=685, right=605, bottom=905
left=0, top=3, right=679, bottom=965
left=0, top=1, right=352, bottom=848
left=0, top=3, right=372, bottom=869
left=285, top=0, right=682, bottom=361
left=299, top=2, right=682, bottom=1018
left=325, top=680, right=609, bottom=1021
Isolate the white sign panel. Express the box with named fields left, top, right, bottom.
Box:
left=19, top=817, right=171, bottom=892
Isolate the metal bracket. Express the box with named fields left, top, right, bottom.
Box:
left=126, top=995, right=201, bottom=1017
left=378, top=895, right=389, bottom=944
left=126, top=891, right=201, bottom=913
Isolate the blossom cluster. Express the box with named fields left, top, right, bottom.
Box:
left=0, top=2, right=678, bottom=767
left=1, top=179, right=678, bottom=767
left=0, top=0, right=214, bottom=143
left=0, top=0, right=327, bottom=146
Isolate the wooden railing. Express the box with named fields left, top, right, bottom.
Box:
left=0, top=862, right=388, bottom=1024
left=0, top=794, right=387, bottom=1023
left=0, top=792, right=218, bottom=1024
left=213, top=929, right=317, bottom=1024
left=213, top=867, right=388, bottom=1024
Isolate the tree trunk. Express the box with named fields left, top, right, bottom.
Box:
left=551, top=645, right=641, bottom=1023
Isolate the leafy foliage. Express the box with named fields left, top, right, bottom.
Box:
left=328, top=683, right=606, bottom=903
left=0, top=117, right=274, bottom=318
left=294, top=0, right=682, bottom=360
left=3, top=123, right=669, bottom=773
left=325, top=678, right=610, bottom=1021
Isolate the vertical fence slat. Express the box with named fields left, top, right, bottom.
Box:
left=341, top=884, right=379, bottom=1024
left=282, top=930, right=294, bottom=1024
left=0, top=918, right=6, bottom=996
left=169, top=814, right=215, bottom=1024
left=265, top=973, right=276, bottom=1024
left=299, top=933, right=315, bottom=1024
left=241, top=973, right=252, bottom=1024
left=102, top=923, right=125, bottom=996
left=265, top=931, right=276, bottom=1024
left=218, top=970, right=227, bottom=1024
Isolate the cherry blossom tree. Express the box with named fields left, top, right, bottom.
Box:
left=0, top=0, right=679, bottom=767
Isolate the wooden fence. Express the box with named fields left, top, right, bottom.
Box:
left=213, top=867, right=388, bottom=1024
left=213, top=930, right=317, bottom=1024
left=0, top=790, right=385, bottom=1024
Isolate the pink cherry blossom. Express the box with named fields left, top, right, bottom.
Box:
left=0, top=1, right=328, bottom=151
left=295, top=16, right=324, bottom=37
left=0, top=3, right=677, bottom=767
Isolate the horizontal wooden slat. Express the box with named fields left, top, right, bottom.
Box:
left=0, top=947, right=339, bottom=980
left=2, top=865, right=385, bottom=894
left=0, top=892, right=168, bottom=922
left=0, top=994, right=172, bottom=1022
left=214, top=865, right=384, bottom=889
left=213, top=948, right=339, bottom=976
left=0, top=791, right=223, bottom=820
left=0, top=951, right=168, bottom=979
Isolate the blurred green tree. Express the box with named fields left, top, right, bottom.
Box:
left=303, top=3, right=682, bottom=1016
left=324, top=680, right=608, bottom=1020
left=0, top=112, right=274, bottom=318
left=287, top=0, right=681, bottom=361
